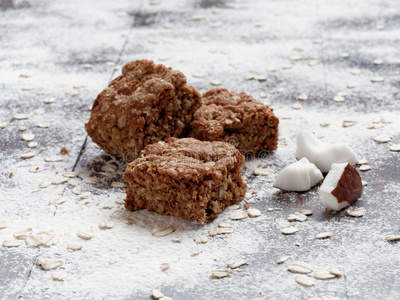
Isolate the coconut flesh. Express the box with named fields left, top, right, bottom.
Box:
left=274, top=158, right=323, bottom=192
left=320, top=163, right=363, bottom=211
left=295, top=130, right=358, bottom=173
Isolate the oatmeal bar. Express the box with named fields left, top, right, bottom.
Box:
left=85, top=60, right=201, bottom=161
left=190, top=88, right=279, bottom=155
left=124, top=138, right=247, bottom=223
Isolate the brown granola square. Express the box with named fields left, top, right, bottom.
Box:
left=190, top=88, right=279, bottom=156
left=123, top=137, right=247, bottom=223
left=85, top=60, right=201, bottom=161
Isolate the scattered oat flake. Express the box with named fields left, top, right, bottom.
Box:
left=21, top=86, right=34, bottom=91
left=52, top=177, right=68, bottom=185
left=218, top=227, right=234, bottom=235
left=350, top=69, right=362, bottom=75
left=209, top=226, right=219, bottom=237
left=288, top=261, right=313, bottom=274
left=67, top=241, right=83, bottom=251
left=259, top=91, right=268, bottom=98
left=79, top=192, right=91, bottom=200
left=38, top=122, right=50, bottom=128
left=254, top=75, right=267, bottom=81
left=276, top=256, right=291, bottom=264
left=386, top=234, right=400, bottom=242
left=152, top=225, right=174, bottom=237
left=63, top=172, right=78, bottom=178
left=0, top=221, right=8, bottom=229
left=281, top=227, right=299, bottom=235
left=195, top=235, right=208, bottom=244
left=359, top=165, right=372, bottom=172
left=172, top=235, right=182, bottom=243
left=298, top=94, right=308, bottom=101
left=308, top=59, right=320, bottom=66
left=347, top=83, right=356, bottom=89
left=44, top=96, right=55, bottom=104
left=376, top=24, right=384, bottom=30
left=3, top=239, right=23, bottom=247
left=282, top=64, right=293, bottom=70
left=20, top=71, right=34, bottom=78
left=34, top=109, right=44, bottom=115
left=14, top=114, right=29, bottom=120
left=192, top=72, right=206, bottom=78
left=374, top=134, right=392, bottom=143
left=39, top=179, right=52, bottom=188
left=0, top=122, right=7, bottom=129
left=218, top=222, right=232, bottom=228
left=329, top=267, right=342, bottom=277
left=52, top=196, right=67, bottom=205
left=316, top=232, right=333, bottom=239
left=292, top=103, right=302, bottom=110
left=298, top=209, right=312, bottom=216
left=37, top=258, right=64, bottom=271
left=313, top=38, right=324, bottom=44
left=389, top=144, right=400, bottom=152
left=64, top=90, right=78, bottom=96
left=373, top=59, right=383, bottom=65
left=111, top=181, right=125, bottom=188
left=227, top=259, right=248, bottom=269
left=21, top=152, right=36, bottom=159
left=29, top=166, right=44, bottom=173
left=13, top=228, right=32, bottom=240
left=72, top=186, right=82, bottom=195
left=343, top=120, right=357, bottom=128
left=277, top=87, right=285, bottom=93
left=210, top=80, right=222, bottom=86
left=77, top=232, right=93, bottom=240
left=20, top=126, right=28, bottom=131
left=253, top=168, right=274, bottom=176
left=212, top=269, right=232, bottom=279
left=45, top=156, right=63, bottom=162
left=21, top=133, right=34, bottom=142
left=295, top=275, right=315, bottom=287
left=287, top=212, right=307, bottom=222
left=26, top=235, right=43, bottom=247
left=333, top=95, right=345, bottom=102
left=340, top=52, right=350, bottom=58
left=52, top=270, right=67, bottom=281
left=209, top=21, right=223, bottom=28
left=192, top=13, right=206, bottom=20
left=160, top=263, right=169, bottom=271
left=150, top=289, right=164, bottom=299
left=226, top=204, right=240, bottom=210
left=42, top=234, right=59, bottom=247
left=347, top=207, right=366, bottom=217
left=313, top=271, right=336, bottom=280
left=371, top=76, right=384, bottom=83
left=357, top=159, right=368, bottom=165
left=83, top=63, right=93, bottom=69
left=229, top=210, right=248, bottom=220
left=290, top=54, right=302, bottom=61
left=362, top=180, right=368, bottom=186
left=99, top=221, right=114, bottom=230
left=84, top=177, right=100, bottom=184
left=247, top=208, right=261, bottom=218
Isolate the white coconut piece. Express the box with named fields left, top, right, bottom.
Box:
left=320, top=163, right=363, bottom=211
left=274, top=158, right=323, bottom=192
left=295, top=130, right=358, bottom=173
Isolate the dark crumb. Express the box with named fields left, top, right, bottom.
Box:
left=9, top=172, right=13, bottom=178
left=60, top=147, right=70, bottom=155
left=244, top=203, right=250, bottom=210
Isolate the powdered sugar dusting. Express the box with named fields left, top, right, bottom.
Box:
left=1, top=0, right=400, bottom=299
